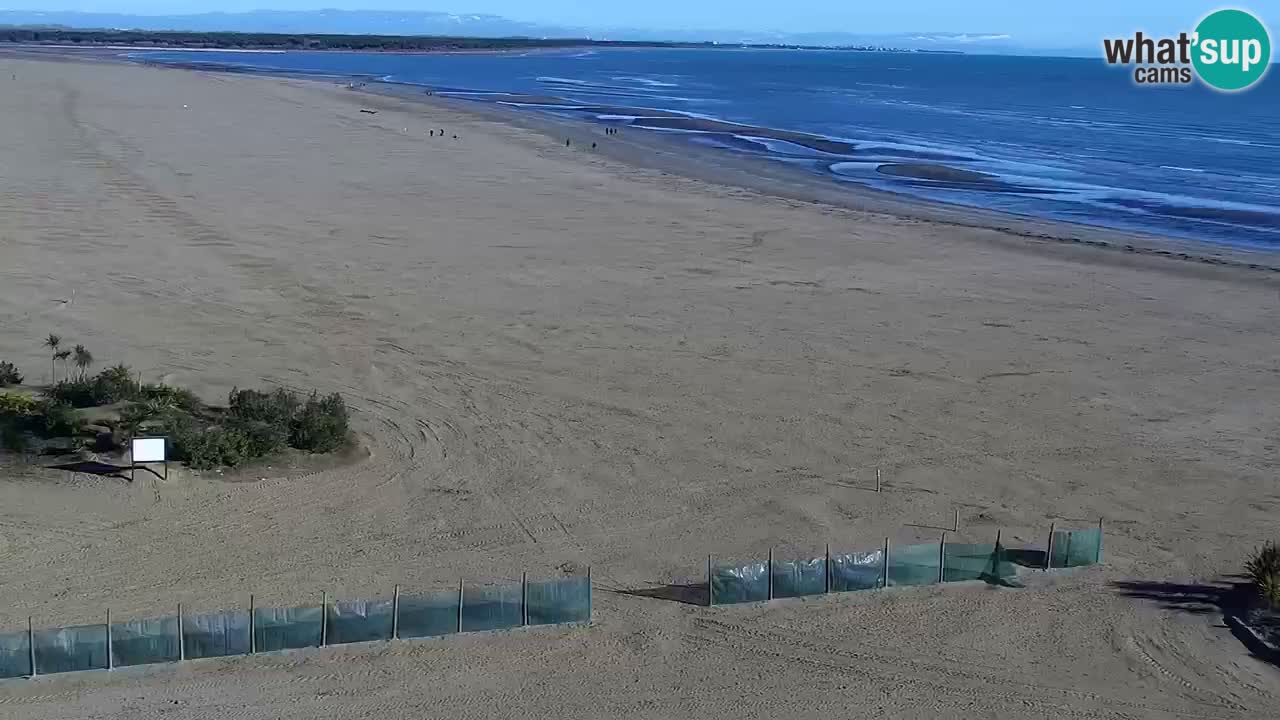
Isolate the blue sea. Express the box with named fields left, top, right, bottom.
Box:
left=134, top=48, right=1280, bottom=251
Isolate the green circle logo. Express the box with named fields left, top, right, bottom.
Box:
left=1192, top=9, right=1271, bottom=91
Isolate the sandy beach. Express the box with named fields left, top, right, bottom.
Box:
left=0, top=55, right=1277, bottom=719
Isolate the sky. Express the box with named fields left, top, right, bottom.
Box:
left=6, top=1, right=1279, bottom=45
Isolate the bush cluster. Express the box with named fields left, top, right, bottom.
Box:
left=164, top=388, right=349, bottom=470
left=0, top=362, right=22, bottom=388
left=43, top=363, right=204, bottom=414
left=1247, top=542, right=1280, bottom=608
left=0, top=392, right=86, bottom=452
left=2, top=345, right=350, bottom=470
left=45, top=363, right=137, bottom=407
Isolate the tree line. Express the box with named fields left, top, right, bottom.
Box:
left=0, top=28, right=727, bottom=51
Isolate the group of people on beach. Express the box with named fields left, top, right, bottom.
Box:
left=567, top=126, right=622, bottom=151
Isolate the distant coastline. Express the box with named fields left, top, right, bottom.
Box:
left=0, top=27, right=945, bottom=54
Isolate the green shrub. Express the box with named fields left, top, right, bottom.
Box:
left=45, top=378, right=102, bottom=408
left=39, top=401, right=85, bottom=437
left=229, top=387, right=298, bottom=426
left=290, top=392, right=349, bottom=452
left=161, top=387, right=348, bottom=470
left=0, top=393, right=38, bottom=416
left=92, top=363, right=139, bottom=404
left=1247, top=541, right=1280, bottom=607
left=165, top=416, right=252, bottom=470
left=0, top=421, right=28, bottom=452
left=140, top=383, right=202, bottom=413
left=45, top=366, right=152, bottom=407
left=116, top=400, right=170, bottom=441
left=0, top=361, right=22, bottom=387
left=232, top=418, right=290, bottom=457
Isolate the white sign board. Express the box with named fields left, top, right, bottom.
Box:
left=131, top=437, right=167, bottom=464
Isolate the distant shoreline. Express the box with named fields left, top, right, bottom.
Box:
left=349, top=81, right=1280, bottom=276
left=0, top=28, right=936, bottom=54
left=6, top=44, right=1277, bottom=278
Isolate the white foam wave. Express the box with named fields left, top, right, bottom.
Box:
left=611, top=76, right=679, bottom=88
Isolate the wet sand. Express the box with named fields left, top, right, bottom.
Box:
left=0, top=55, right=1277, bottom=719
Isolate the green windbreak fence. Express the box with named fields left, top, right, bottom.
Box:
left=943, top=544, right=1017, bottom=584
left=0, top=632, right=30, bottom=679
left=111, top=617, right=181, bottom=668
left=328, top=600, right=395, bottom=646
left=254, top=606, right=323, bottom=652
left=526, top=576, right=592, bottom=626
left=831, top=551, right=884, bottom=592
left=1050, top=527, right=1103, bottom=568
left=711, top=561, right=770, bottom=605
left=184, top=610, right=251, bottom=659
left=772, top=557, right=827, bottom=599
left=709, top=525, right=1101, bottom=606
left=0, top=574, right=589, bottom=680
left=887, top=543, right=942, bottom=587
left=33, top=625, right=108, bottom=674
left=398, top=590, right=459, bottom=639
left=461, top=584, right=523, bottom=633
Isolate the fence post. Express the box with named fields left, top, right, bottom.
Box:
left=882, top=537, right=890, bottom=588
left=177, top=603, right=185, bottom=662
left=391, top=585, right=400, bottom=641
left=767, top=547, right=774, bottom=601
left=587, top=566, right=593, bottom=622
left=320, top=592, right=328, bottom=648
left=248, top=594, right=256, bottom=655
left=876, top=466, right=881, bottom=492
left=707, top=555, right=714, bottom=607
left=105, top=608, right=112, bottom=671
left=1044, top=523, right=1055, bottom=570
left=27, top=616, right=35, bottom=678
left=954, top=508, right=960, bottom=533
left=521, top=572, right=528, bottom=627
left=1097, top=518, right=1104, bottom=564
left=456, top=579, right=464, bottom=633
left=938, top=533, right=947, bottom=583
left=825, top=543, right=831, bottom=594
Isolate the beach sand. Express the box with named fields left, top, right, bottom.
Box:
left=0, top=56, right=1277, bottom=719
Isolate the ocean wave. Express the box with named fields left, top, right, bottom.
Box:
left=611, top=76, right=680, bottom=88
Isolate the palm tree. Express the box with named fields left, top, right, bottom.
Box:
left=55, top=349, right=71, bottom=380
left=72, top=344, right=93, bottom=380
left=43, top=333, right=61, bottom=383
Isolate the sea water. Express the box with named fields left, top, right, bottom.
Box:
left=134, top=47, right=1280, bottom=251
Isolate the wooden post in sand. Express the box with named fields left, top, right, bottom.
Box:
left=521, top=573, right=528, bottom=627
left=876, top=467, right=882, bottom=492
left=248, top=595, right=256, bottom=654
left=320, top=592, right=328, bottom=648
left=105, top=608, right=112, bottom=671
left=707, top=555, right=714, bottom=607
left=882, top=537, right=891, bottom=588
left=938, top=533, right=947, bottom=583
left=456, top=579, right=464, bottom=633
left=767, top=548, right=774, bottom=601
left=1045, top=523, right=1056, bottom=570
left=27, top=616, right=35, bottom=677
left=1096, top=518, right=1104, bottom=564
left=825, top=543, right=831, bottom=594
left=391, top=585, right=400, bottom=641
left=177, top=603, right=185, bottom=662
